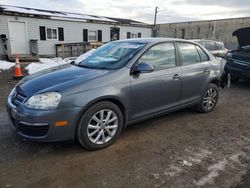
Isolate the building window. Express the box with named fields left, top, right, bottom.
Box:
left=88, top=30, right=97, bottom=41
left=131, top=33, right=138, bottom=38
left=47, top=28, right=58, bottom=40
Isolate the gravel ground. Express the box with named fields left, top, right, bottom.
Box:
left=0, top=68, right=249, bottom=188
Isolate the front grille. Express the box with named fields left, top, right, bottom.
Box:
left=11, top=91, right=27, bottom=107
left=19, top=122, right=49, bottom=137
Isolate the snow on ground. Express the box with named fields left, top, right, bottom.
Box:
left=0, top=60, right=15, bottom=72
left=25, top=49, right=96, bottom=75
left=25, top=58, right=69, bottom=75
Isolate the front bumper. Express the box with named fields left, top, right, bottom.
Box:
left=6, top=99, right=82, bottom=142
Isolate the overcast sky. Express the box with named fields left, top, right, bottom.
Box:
left=0, top=0, right=250, bottom=23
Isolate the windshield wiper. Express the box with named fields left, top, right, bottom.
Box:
left=77, top=64, right=97, bottom=69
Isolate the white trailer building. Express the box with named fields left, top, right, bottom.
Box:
left=0, top=5, right=152, bottom=60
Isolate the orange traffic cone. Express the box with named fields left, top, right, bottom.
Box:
left=13, top=54, right=23, bottom=79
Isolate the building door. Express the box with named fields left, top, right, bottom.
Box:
left=110, top=27, right=120, bottom=41
left=8, top=21, right=28, bottom=55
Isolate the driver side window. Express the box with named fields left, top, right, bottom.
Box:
left=138, top=42, right=176, bottom=71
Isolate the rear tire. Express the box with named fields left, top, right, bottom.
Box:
left=194, top=83, right=219, bottom=113
left=76, top=101, right=123, bottom=150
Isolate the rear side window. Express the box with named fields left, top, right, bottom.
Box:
left=196, top=46, right=209, bottom=62
left=178, top=43, right=200, bottom=66
left=138, top=42, right=176, bottom=71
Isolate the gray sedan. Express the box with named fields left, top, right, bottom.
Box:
left=6, top=38, right=222, bottom=150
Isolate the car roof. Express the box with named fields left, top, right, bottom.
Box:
left=116, top=38, right=196, bottom=44
left=190, top=39, right=223, bottom=43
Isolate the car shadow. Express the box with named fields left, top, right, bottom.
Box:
left=1, top=107, right=196, bottom=158
left=231, top=79, right=250, bottom=89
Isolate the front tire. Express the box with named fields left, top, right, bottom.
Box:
left=194, top=83, right=219, bottom=113
left=77, top=101, right=123, bottom=150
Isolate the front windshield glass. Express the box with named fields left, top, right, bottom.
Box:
left=79, top=41, right=147, bottom=70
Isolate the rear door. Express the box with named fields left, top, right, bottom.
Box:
left=130, top=42, right=181, bottom=120
left=177, top=42, right=211, bottom=105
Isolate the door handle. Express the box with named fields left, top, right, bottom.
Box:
left=173, top=74, right=181, bottom=80
left=204, top=68, right=210, bottom=73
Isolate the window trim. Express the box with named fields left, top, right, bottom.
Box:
left=176, top=41, right=210, bottom=67
left=131, top=41, right=178, bottom=73
left=195, top=45, right=210, bottom=62
left=46, top=27, right=58, bottom=40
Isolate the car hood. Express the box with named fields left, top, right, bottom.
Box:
left=233, top=27, right=250, bottom=47
left=17, top=63, right=111, bottom=96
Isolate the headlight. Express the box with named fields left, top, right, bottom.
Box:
left=25, top=92, right=61, bottom=110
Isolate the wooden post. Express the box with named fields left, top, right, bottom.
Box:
left=77, top=44, right=79, bottom=56
left=62, top=44, right=64, bottom=58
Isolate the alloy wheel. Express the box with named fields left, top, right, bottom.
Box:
left=87, top=109, right=118, bottom=144
left=202, top=88, right=218, bottom=110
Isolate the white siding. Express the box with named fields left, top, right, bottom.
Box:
left=0, top=15, right=152, bottom=57
left=0, top=15, right=10, bottom=57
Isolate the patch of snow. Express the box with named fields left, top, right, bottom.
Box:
left=164, top=165, right=183, bottom=177
left=74, top=49, right=96, bottom=65
left=195, top=159, right=228, bottom=186
left=25, top=58, right=69, bottom=75
left=0, top=60, right=15, bottom=71
left=182, top=160, right=193, bottom=167
left=184, top=148, right=212, bottom=166
left=192, top=149, right=212, bottom=160
left=152, top=173, right=160, bottom=180
left=240, top=135, right=250, bottom=143
left=188, top=157, right=202, bottom=164
left=229, top=153, right=243, bottom=163
left=25, top=50, right=96, bottom=75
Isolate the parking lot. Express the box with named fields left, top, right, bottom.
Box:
left=0, top=69, right=249, bottom=188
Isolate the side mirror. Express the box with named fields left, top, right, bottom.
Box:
left=133, top=63, right=154, bottom=74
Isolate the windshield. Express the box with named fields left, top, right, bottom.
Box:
left=79, top=41, right=147, bottom=70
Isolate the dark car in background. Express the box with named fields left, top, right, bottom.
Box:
left=191, top=39, right=228, bottom=58
left=6, top=38, right=222, bottom=150
left=225, top=27, right=250, bottom=82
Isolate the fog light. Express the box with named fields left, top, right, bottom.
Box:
left=55, top=121, right=68, bottom=127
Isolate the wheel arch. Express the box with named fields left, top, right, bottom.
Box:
left=74, top=96, right=128, bottom=139
left=210, top=78, right=220, bottom=88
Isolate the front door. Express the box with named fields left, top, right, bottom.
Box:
left=8, top=21, right=28, bottom=55
left=130, top=42, right=181, bottom=120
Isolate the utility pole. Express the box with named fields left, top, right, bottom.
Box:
left=153, top=6, right=159, bottom=37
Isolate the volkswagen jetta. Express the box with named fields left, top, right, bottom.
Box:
left=6, top=38, right=222, bottom=150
